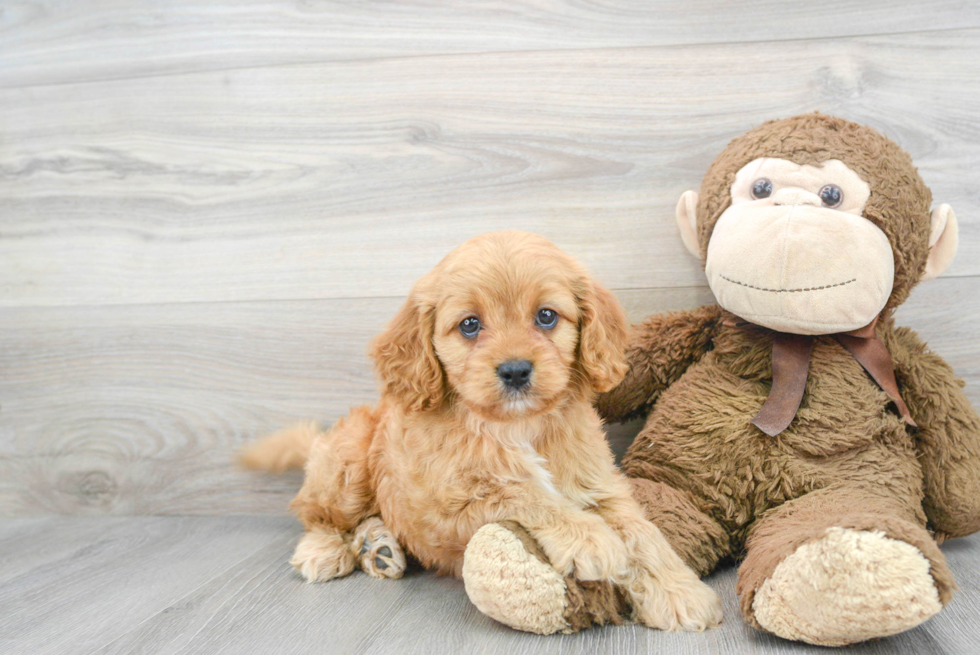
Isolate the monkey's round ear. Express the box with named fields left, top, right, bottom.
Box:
left=675, top=190, right=701, bottom=259
left=922, top=204, right=958, bottom=281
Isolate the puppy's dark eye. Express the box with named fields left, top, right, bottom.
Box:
left=535, top=308, right=558, bottom=330
left=751, top=178, right=773, bottom=199
left=819, top=184, right=843, bottom=208
left=459, top=316, right=481, bottom=339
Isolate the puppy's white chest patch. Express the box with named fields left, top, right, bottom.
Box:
left=518, top=442, right=559, bottom=498
left=516, top=443, right=597, bottom=509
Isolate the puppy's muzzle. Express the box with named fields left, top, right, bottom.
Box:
left=497, top=359, right=533, bottom=391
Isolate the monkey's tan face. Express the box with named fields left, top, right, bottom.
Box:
left=703, top=158, right=894, bottom=335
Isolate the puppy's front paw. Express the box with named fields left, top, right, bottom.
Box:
left=547, top=523, right=630, bottom=582
left=635, top=570, right=722, bottom=632
left=290, top=528, right=357, bottom=583
left=665, top=577, right=723, bottom=632
left=352, top=516, right=406, bottom=579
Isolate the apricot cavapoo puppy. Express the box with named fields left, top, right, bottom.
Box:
left=242, top=231, right=721, bottom=634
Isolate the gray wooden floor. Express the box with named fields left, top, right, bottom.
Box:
left=3, top=1, right=980, bottom=653
left=0, top=516, right=977, bottom=655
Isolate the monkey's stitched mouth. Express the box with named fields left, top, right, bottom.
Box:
left=720, top=275, right=856, bottom=293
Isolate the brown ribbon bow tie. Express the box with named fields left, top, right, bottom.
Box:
left=736, top=317, right=917, bottom=437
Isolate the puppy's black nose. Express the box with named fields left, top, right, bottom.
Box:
left=497, top=359, right=533, bottom=390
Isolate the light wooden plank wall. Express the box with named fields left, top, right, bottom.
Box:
left=1, top=1, right=978, bottom=515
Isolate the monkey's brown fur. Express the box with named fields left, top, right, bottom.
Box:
left=483, top=114, right=978, bottom=643
left=603, top=309, right=975, bottom=615
left=592, top=115, right=980, bottom=641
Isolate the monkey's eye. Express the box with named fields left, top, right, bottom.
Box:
left=751, top=178, right=773, bottom=199
left=535, top=308, right=559, bottom=330
left=819, top=184, right=843, bottom=208
left=459, top=317, right=481, bottom=339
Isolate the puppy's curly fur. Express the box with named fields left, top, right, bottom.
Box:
left=242, top=231, right=720, bottom=631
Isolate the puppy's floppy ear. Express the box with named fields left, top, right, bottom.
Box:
left=369, top=287, right=445, bottom=411
left=576, top=279, right=629, bottom=393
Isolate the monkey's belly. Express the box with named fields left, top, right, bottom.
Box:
left=621, top=345, right=916, bottom=532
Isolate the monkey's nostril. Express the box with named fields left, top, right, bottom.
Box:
left=497, top=359, right=533, bottom=390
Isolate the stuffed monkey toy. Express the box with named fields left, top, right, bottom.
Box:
left=461, top=113, right=980, bottom=646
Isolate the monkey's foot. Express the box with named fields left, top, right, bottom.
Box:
left=463, top=522, right=630, bottom=634
left=752, top=527, right=942, bottom=646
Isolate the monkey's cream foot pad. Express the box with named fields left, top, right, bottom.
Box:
left=752, top=527, right=943, bottom=646
left=463, top=522, right=571, bottom=634
left=1, top=516, right=977, bottom=654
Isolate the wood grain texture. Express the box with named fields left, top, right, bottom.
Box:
left=0, top=516, right=976, bottom=654
left=0, top=516, right=298, bottom=654
left=2, top=29, right=979, bottom=307
left=2, top=3, right=979, bottom=652
left=1, top=280, right=976, bottom=517
left=3, top=1, right=979, bottom=88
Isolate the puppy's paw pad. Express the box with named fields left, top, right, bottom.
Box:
left=353, top=517, right=406, bottom=579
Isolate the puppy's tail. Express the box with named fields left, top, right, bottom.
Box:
left=239, top=421, right=321, bottom=473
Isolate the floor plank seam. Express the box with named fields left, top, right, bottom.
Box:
left=3, top=23, right=978, bottom=92
left=2, top=277, right=977, bottom=313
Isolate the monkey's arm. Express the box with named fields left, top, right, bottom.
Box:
left=597, top=304, right=722, bottom=424
left=887, top=325, right=980, bottom=540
